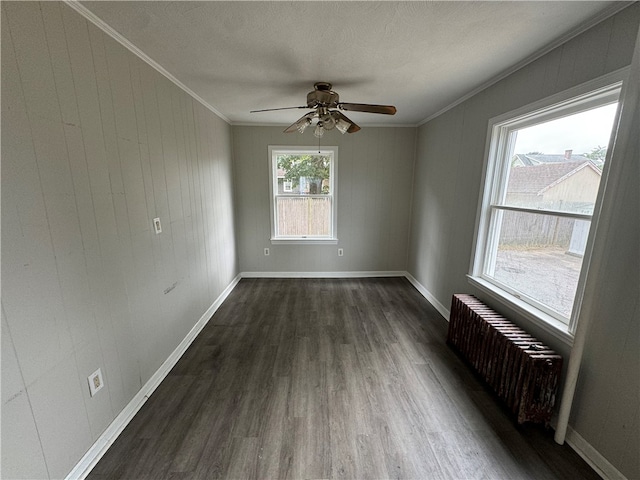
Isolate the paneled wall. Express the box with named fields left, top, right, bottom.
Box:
left=2, top=2, right=636, bottom=479
left=233, top=126, right=416, bottom=274
left=1, top=2, right=237, bottom=478
left=569, top=29, right=639, bottom=475
left=408, top=4, right=639, bottom=478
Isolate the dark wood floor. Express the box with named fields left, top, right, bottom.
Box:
left=89, top=277, right=599, bottom=480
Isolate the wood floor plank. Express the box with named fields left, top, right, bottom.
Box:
left=88, top=277, right=601, bottom=480
left=253, top=376, right=292, bottom=479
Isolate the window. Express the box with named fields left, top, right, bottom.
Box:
left=269, top=146, right=337, bottom=243
left=470, top=79, right=621, bottom=338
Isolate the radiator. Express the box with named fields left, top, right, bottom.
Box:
left=447, top=294, right=562, bottom=425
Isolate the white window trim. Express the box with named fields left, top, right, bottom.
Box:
left=268, top=145, right=338, bottom=244
left=469, top=69, right=627, bottom=343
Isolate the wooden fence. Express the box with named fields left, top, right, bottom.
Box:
left=498, top=210, right=575, bottom=247
left=276, top=196, right=331, bottom=236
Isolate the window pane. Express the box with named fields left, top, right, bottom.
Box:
left=276, top=197, right=331, bottom=236
left=485, top=209, right=591, bottom=319
left=504, top=103, right=617, bottom=215
left=272, top=150, right=335, bottom=239
left=276, top=154, right=331, bottom=195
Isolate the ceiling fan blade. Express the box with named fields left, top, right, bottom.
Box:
left=333, top=111, right=361, bottom=133
left=338, top=103, right=397, bottom=115
left=347, top=122, right=361, bottom=133
left=250, top=106, right=307, bottom=113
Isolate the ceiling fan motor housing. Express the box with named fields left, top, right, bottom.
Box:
left=251, top=81, right=394, bottom=134
left=307, top=82, right=339, bottom=108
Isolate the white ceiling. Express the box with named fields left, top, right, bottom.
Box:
left=76, top=1, right=625, bottom=128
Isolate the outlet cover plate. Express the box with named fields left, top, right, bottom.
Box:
left=88, top=368, right=104, bottom=397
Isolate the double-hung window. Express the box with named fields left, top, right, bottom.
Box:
left=269, top=146, right=338, bottom=243
left=470, top=77, right=622, bottom=339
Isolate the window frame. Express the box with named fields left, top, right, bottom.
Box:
left=268, top=145, right=338, bottom=244
left=469, top=71, right=625, bottom=343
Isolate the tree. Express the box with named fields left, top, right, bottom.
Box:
left=277, top=154, right=331, bottom=194
left=584, top=145, right=607, bottom=168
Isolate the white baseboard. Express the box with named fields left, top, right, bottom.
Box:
left=66, top=272, right=627, bottom=480
left=65, top=274, right=241, bottom=480
left=404, top=272, right=450, bottom=320
left=399, top=277, right=629, bottom=480
left=240, top=271, right=451, bottom=323
left=240, top=270, right=407, bottom=278
left=565, top=426, right=628, bottom=480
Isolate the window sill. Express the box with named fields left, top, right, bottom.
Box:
left=271, top=238, right=338, bottom=245
left=467, top=275, right=574, bottom=346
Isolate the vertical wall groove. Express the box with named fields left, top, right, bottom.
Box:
left=1, top=2, right=238, bottom=478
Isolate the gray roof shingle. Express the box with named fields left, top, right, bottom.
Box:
left=513, top=153, right=591, bottom=166
left=507, top=161, right=599, bottom=195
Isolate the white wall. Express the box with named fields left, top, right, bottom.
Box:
left=3, top=2, right=637, bottom=479
left=568, top=28, right=639, bottom=474
left=233, top=126, right=416, bottom=274
left=408, top=4, right=639, bottom=478
left=1, top=2, right=237, bottom=478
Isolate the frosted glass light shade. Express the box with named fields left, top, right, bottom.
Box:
left=297, top=117, right=312, bottom=133
left=335, top=117, right=351, bottom=134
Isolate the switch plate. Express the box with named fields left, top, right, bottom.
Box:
left=153, top=217, right=162, bottom=234
left=88, top=368, right=104, bottom=397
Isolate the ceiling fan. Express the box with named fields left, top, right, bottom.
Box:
left=250, top=82, right=397, bottom=137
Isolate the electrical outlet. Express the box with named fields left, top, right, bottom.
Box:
left=88, top=368, right=104, bottom=397
left=264, top=248, right=270, bottom=256
left=153, top=217, right=162, bottom=234
left=338, top=248, right=344, bottom=256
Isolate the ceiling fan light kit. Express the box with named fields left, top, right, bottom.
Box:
left=334, top=116, right=351, bottom=134
left=295, top=115, right=313, bottom=133
left=251, top=82, right=396, bottom=136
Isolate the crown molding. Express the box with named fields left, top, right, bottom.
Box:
left=231, top=122, right=418, bottom=128
left=418, top=2, right=635, bottom=126
left=63, top=0, right=632, bottom=131
left=62, top=1, right=231, bottom=124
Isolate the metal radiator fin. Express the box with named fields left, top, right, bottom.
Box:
left=447, top=294, right=562, bottom=424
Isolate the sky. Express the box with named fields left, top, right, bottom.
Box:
left=513, top=103, right=618, bottom=156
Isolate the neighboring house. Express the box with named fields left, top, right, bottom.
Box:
left=276, top=168, right=329, bottom=195
left=503, top=159, right=602, bottom=254
left=2, top=3, right=638, bottom=480
left=506, top=159, right=602, bottom=211
left=276, top=168, right=293, bottom=193
left=511, top=149, right=592, bottom=167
